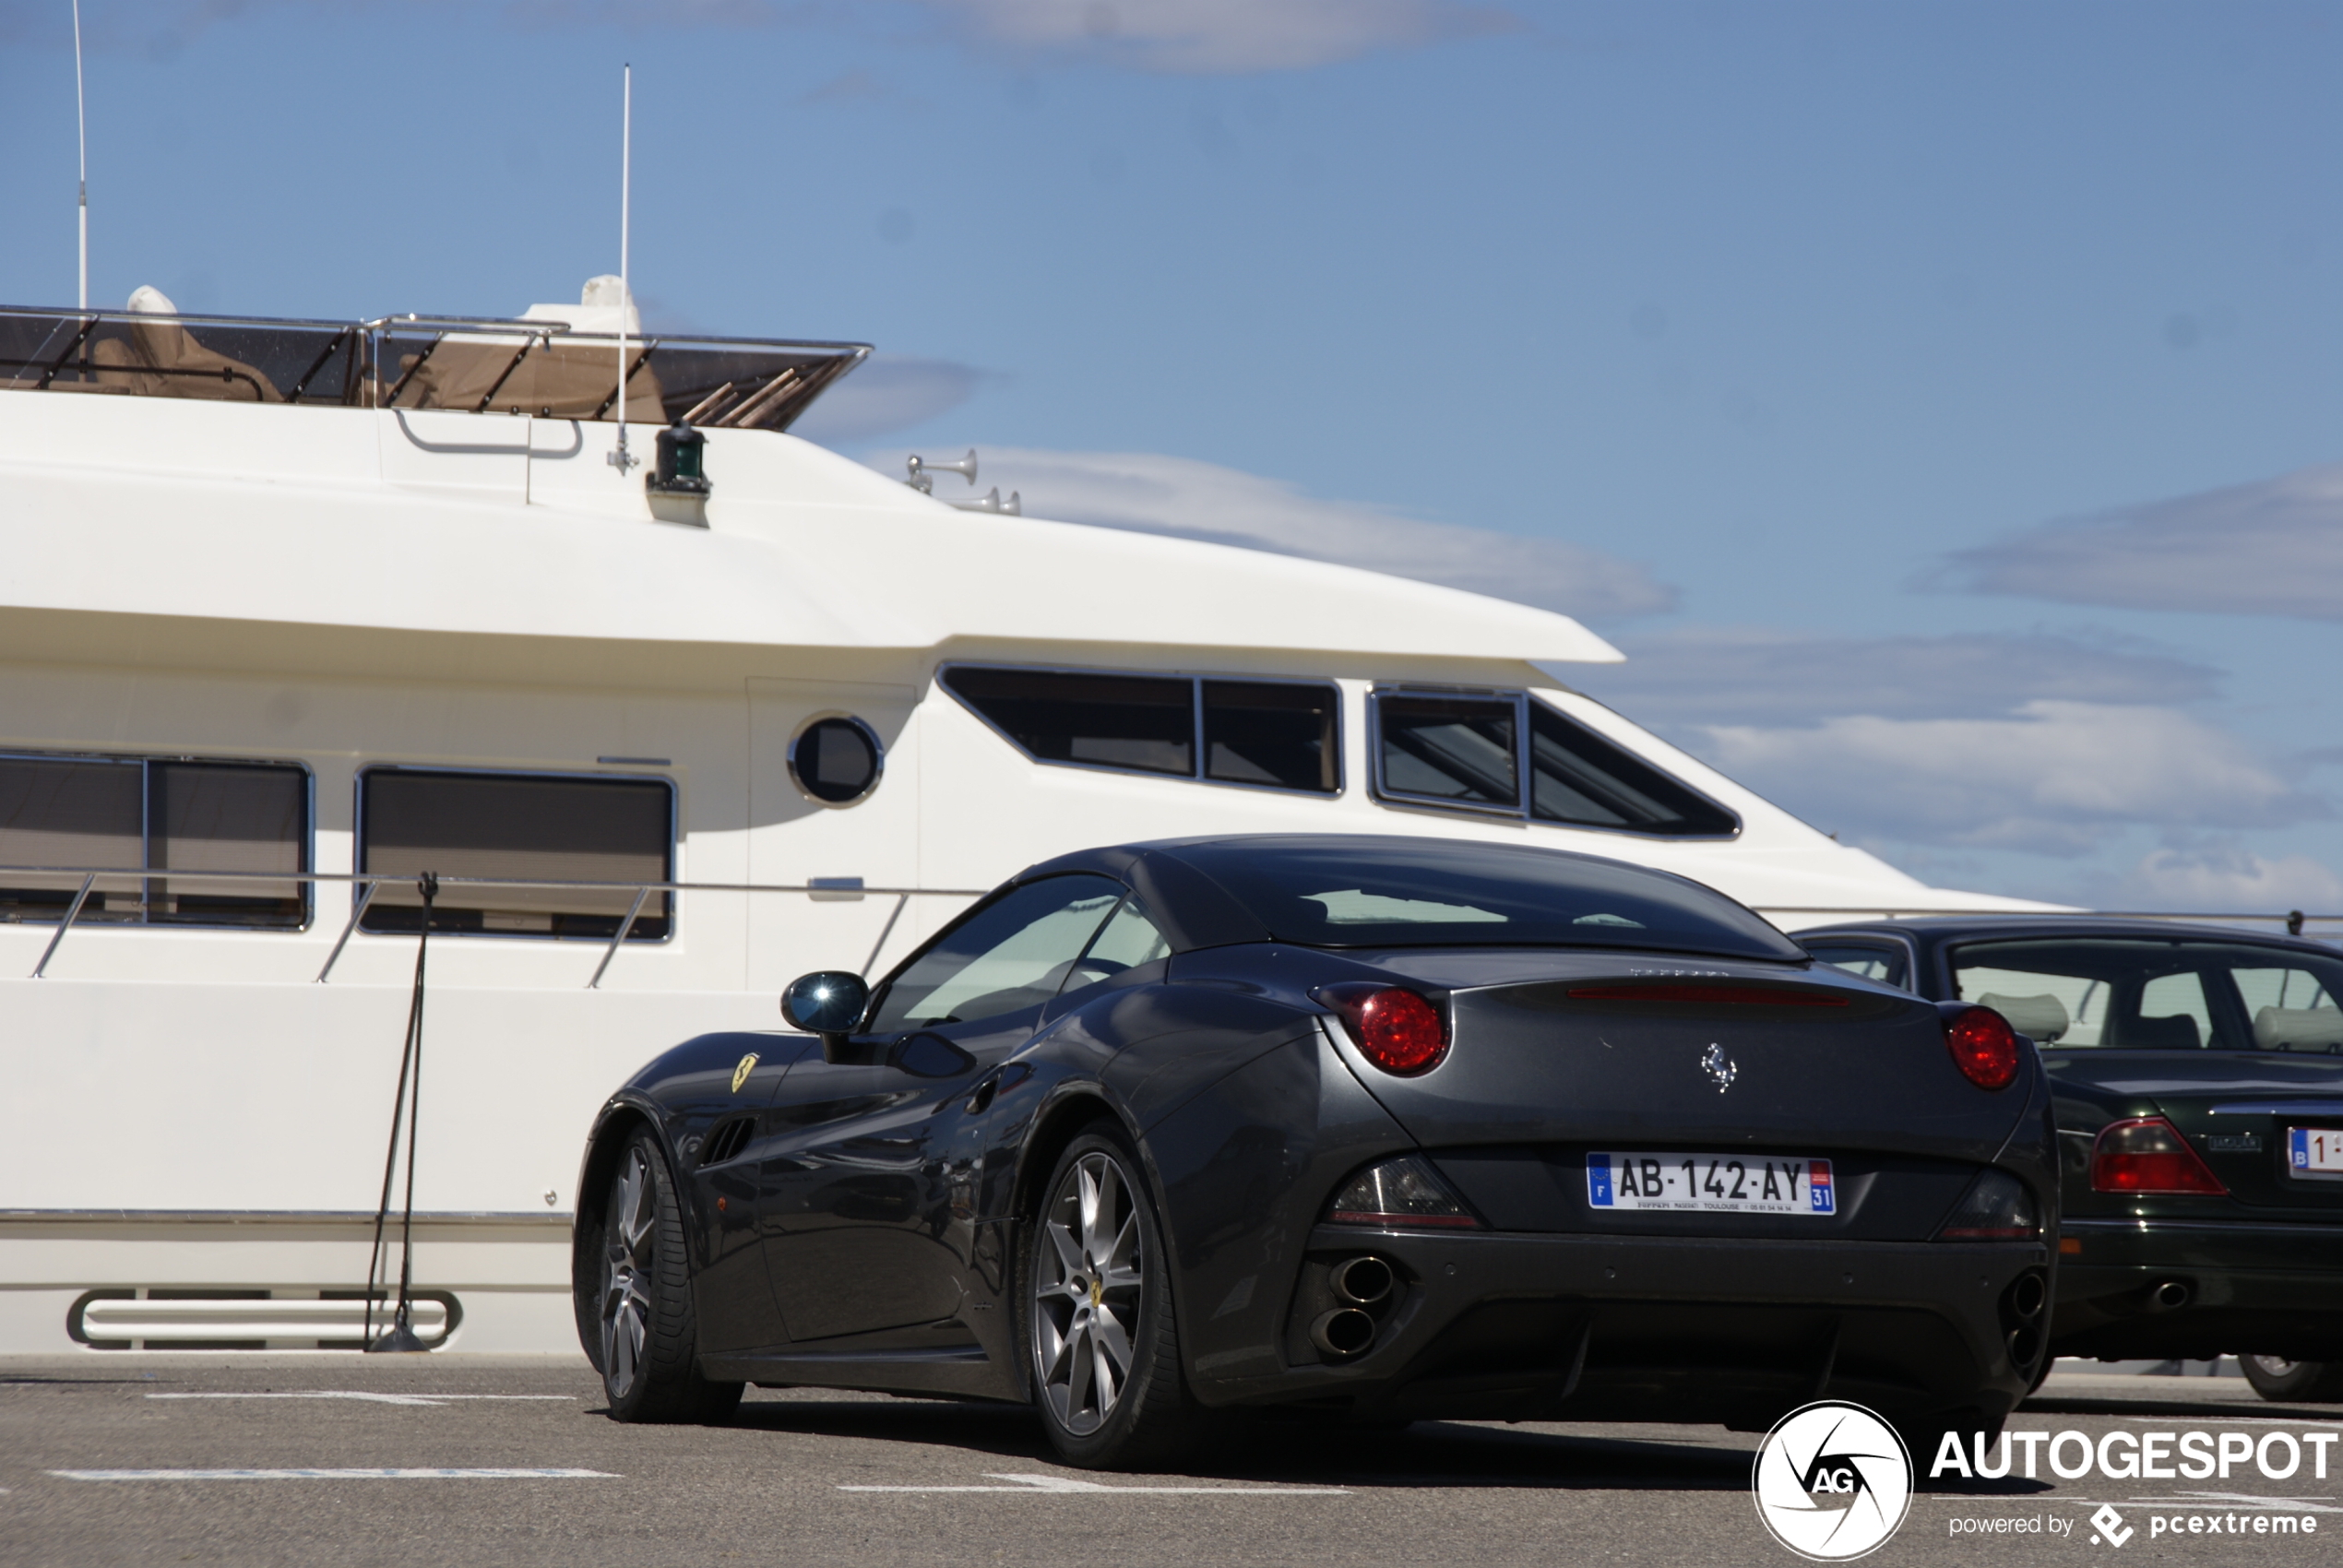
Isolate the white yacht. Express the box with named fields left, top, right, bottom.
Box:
left=0, top=283, right=2041, bottom=1354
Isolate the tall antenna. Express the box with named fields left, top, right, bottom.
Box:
left=73, top=0, right=87, bottom=311
left=608, top=63, right=637, bottom=472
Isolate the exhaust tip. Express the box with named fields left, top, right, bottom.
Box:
left=2009, top=1272, right=2047, bottom=1321
left=2151, top=1279, right=2194, bottom=1312
left=1309, top=1307, right=1377, bottom=1358
left=2008, top=1326, right=2042, bottom=1367
left=1330, top=1256, right=1395, bottom=1306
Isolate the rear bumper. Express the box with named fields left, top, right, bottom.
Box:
left=2052, top=1218, right=2343, bottom=1360
left=1195, top=1226, right=2049, bottom=1433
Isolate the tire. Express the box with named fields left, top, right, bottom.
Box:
left=1019, top=1123, right=1210, bottom=1469
left=595, top=1129, right=743, bottom=1424
left=2240, top=1355, right=2343, bottom=1402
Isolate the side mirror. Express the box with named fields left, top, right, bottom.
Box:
left=781, top=971, right=869, bottom=1061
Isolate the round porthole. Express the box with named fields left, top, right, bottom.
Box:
left=789, top=715, right=885, bottom=806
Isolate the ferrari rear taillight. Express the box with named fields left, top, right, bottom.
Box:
left=1314, top=983, right=1448, bottom=1075
left=1935, top=1169, right=2041, bottom=1240
left=2090, top=1117, right=2227, bottom=1195
left=1941, top=1004, right=2021, bottom=1091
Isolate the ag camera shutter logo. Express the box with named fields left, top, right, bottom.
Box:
left=1751, top=1400, right=1913, bottom=1561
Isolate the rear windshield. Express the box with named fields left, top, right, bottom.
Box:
left=1950, top=937, right=2343, bottom=1051
left=1168, top=838, right=1804, bottom=959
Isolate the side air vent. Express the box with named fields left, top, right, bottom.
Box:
left=701, top=1117, right=756, bottom=1167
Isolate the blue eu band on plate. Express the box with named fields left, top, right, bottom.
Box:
left=1588, top=1153, right=1836, bottom=1215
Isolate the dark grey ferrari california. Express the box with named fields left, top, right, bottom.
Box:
left=572, top=835, right=2054, bottom=1467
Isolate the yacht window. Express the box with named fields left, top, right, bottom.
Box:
left=942, top=667, right=1341, bottom=793
left=1374, top=694, right=1521, bottom=809
left=1528, top=703, right=1739, bottom=837
left=151, top=764, right=309, bottom=926
left=358, top=769, right=672, bottom=940
left=1370, top=691, right=1739, bottom=837
left=945, top=668, right=1192, bottom=776
left=0, top=754, right=308, bottom=929
left=1203, top=682, right=1338, bottom=793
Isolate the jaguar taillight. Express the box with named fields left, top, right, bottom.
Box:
left=2090, top=1117, right=2227, bottom=1195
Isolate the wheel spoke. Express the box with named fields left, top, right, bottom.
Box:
left=1084, top=1159, right=1121, bottom=1262
left=1037, top=1313, right=1073, bottom=1378
left=1106, top=1211, right=1140, bottom=1273
left=1064, top=1321, right=1096, bottom=1417
left=1093, top=1304, right=1136, bottom=1378
left=1076, top=1162, right=1101, bottom=1249
left=1045, top=1218, right=1084, bottom=1281
left=1090, top=1334, right=1120, bottom=1412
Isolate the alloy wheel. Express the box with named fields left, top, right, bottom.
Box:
left=601, top=1147, right=656, bottom=1396
left=1031, top=1149, right=1145, bottom=1436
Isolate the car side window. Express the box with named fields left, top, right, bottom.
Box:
left=2136, top=971, right=2215, bottom=1050
left=871, top=874, right=1124, bottom=1032
left=1802, top=941, right=1909, bottom=990
left=2232, top=967, right=2343, bottom=1052
left=1059, top=897, right=1172, bottom=994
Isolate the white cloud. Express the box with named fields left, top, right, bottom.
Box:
left=2110, top=841, right=2343, bottom=914
left=915, top=0, right=1519, bottom=73
left=792, top=356, right=995, bottom=445
left=1567, top=626, right=2220, bottom=726
left=863, top=445, right=1676, bottom=622
left=1935, top=462, right=2343, bottom=620
left=1696, top=701, right=2327, bottom=857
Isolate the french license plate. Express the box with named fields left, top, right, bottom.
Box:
left=2286, top=1128, right=2343, bottom=1174
left=1587, top=1153, right=1836, bottom=1215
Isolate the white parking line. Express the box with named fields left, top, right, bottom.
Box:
left=146, top=1392, right=574, bottom=1408
left=52, top=1468, right=613, bottom=1481
left=839, top=1472, right=1347, bottom=1496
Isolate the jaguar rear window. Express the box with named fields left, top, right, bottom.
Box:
left=1951, top=937, right=2343, bottom=1051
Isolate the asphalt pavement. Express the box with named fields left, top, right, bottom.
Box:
left=2, top=1356, right=2336, bottom=1566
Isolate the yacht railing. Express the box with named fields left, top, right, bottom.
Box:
left=0, top=303, right=871, bottom=433
left=1, top=862, right=2337, bottom=987
left=0, top=866, right=986, bottom=988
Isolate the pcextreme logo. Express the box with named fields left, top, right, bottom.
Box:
left=1752, top=1401, right=1914, bottom=1561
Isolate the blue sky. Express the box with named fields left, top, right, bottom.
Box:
left=4, top=0, right=2340, bottom=910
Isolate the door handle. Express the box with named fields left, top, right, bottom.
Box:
left=965, top=1074, right=1000, bottom=1115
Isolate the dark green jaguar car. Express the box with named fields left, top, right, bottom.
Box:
left=1800, top=916, right=2343, bottom=1401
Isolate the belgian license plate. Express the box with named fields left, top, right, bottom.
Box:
left=1587, top=1153, right=1836, bottom=1216
left=2287, top=1128, right=2343, bottom=1174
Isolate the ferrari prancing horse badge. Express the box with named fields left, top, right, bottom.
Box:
left=731, top=1052, right=759, bottom=1094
